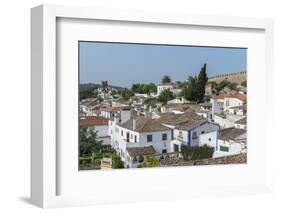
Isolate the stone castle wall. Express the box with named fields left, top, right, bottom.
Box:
left=208, top=71, right=247, bottom=84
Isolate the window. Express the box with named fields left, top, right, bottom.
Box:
left=147, top=135, right=152, bottom=142
left=162, top=133, right=167, bottom=141
left=171, top=130, right=174, bottom=139
left=201, top=131, right=205, bottom=134
left=162, top=149, right=167, bottom=154
left=226, top=100, right=230, bottom=106
left=220, top=146, right=229, bottom=152
left=178, top=131, right=183, bottom=138
left=121, top=130, right=123, bottom=136
left=134, top=135, right=137, bottom=143
left=131, top=134, right=133, bottom=139
left=192, top=132, right=197, bottom=139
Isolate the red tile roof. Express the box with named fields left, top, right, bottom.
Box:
left=80, top=117, right=109, bottom=126
left=101, top=106, right=121, bottom=113
left=214, top=93, right=247, bottom=101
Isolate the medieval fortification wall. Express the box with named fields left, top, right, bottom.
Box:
left=208, top=71, right=247, bottom=84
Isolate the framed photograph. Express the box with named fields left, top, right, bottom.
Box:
left=31, top=4, right=274, bottom=208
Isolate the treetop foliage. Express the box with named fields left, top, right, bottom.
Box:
left=161, top=75, right=172, bottom=84
left=180, top=63, right=208, bottom=103
left=158, top=89, right=174, bottom=104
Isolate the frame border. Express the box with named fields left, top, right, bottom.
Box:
left=31, top=4, right=274, bottom=208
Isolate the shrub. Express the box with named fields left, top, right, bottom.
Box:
left=112, top=154, right=124, bottom=169
left=141, top=156, right=160, bottom=168
left=181, top=145, right=214, bottom=161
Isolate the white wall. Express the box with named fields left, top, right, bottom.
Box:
left=214, top=115, right=235, bottom=128
left=190, top=122, right=219, bottom=146
left=173, top=123, right=219, bottom=147
left=211, top=99, right=224, bottom=115
left=213, top=139, right=247, bottom=158
left=199, top=131, right=218, bottom=149
left=224, top=98, right=244, bottom=112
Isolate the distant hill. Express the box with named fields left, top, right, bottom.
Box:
left=79, top=83, right=126, bottom=91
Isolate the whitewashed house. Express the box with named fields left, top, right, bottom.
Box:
left=167, top=97, right=188, bottom=104
left=100, top=106, right=121, bottom=119
left=157, top=82, right=174, bottom=96
left=229, top=104, right=247, bottom=116
left=211, top=93, right=247, bottom=116
left=196, top=103, right=212, bottom=119
left=162, top=103, right=190, bottom=114
left=234, top=117, right=247, bottom=130
left=157, top=111, right=219, bottom=153
left=110, top=117, right=173, bottom=168
left=80, top=116, right=110, bottom=145
left=213, top=127, right=247, bottom=158
left=125, top=146, right=156, bottom=168
left=214, top=114, right=246, bottom=129
left=80, top=99, right=100, bottom=116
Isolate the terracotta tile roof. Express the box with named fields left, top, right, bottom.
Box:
left=214, top=93, right=247, bottom=101
left=101, top=106, right=121, bottom=113
left=127, top=146, right=156, bottom=157
left=175, top=119, right=208, bottom=131
left=118, top=117, right=170, bottom=132
left=159, top=82, right=174, bottom=86
left=167, top=103, right=191, bottom=111
left=162, top=110, right=207, bottom=126
left=157, top=110, right=209, bottom=130
left=219, top=127, right=246, bottom=140
left=156, top=112, right=177, bottom=123
left=80, top=117, right=109, bottom=126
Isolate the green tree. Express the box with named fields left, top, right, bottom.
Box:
left=158, top=89, right=174, bottom=104
left=241, top=80, right=247, bottom=87
left=131, top=83, right=141, bottom=93
left=79, top=89, right=98, bottom=100
left=143, top=83, right=157, bottom=94
left=227, top=82, right=238, bottom=91
left=141, top=157, right=160, bottom=168
left=111, top=89, right=118, bottom=96
left=101, top=80, right=108, bottom=91
left=79, top=127, right=103, bottom=157
left=197, top=63, right=208, bottom=103
left=181, top=76, right=198, bottom=102
left=121, top=88, right=134, bottom=100
left=212, top=79, right=232, bottom=95
left=144, top=97, right=157, bottom=108
left=161, top=75, right=172, bottom=84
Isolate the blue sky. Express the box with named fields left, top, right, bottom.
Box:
left=79, top=42, right=246, bottom=87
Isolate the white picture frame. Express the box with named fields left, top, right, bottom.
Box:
left=31, top=4, right=274, bottom=208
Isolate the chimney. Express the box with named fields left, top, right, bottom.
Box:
left=133, top=118, right=136, bottom=130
